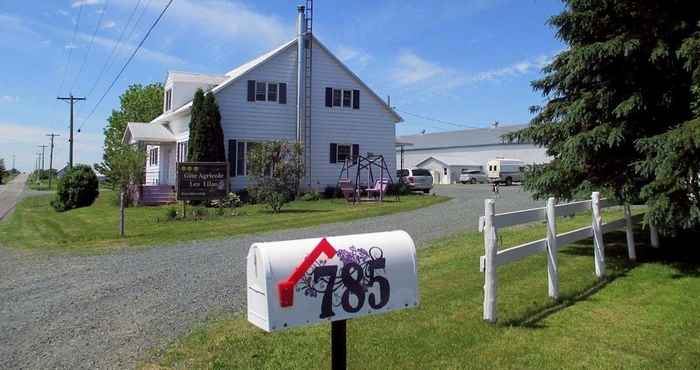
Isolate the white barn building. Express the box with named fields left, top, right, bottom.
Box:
left=396, top=125, right=549, bottom=184
left=123, top=6, right=401, bottom=203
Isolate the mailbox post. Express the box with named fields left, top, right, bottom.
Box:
left=246, top=230, right=419, bottom=369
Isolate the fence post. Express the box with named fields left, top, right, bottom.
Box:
left=546, top=197, right=559, bottom=300
left=591, top=192, right=606, bottom=278
left=650, top=224, right=660, bottom=248
left=483, top=199, right=497, bottom=323
left=624, top=204, right=636, bottom=261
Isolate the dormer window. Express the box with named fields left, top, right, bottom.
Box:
left=165, top=89, right=172, bottom=111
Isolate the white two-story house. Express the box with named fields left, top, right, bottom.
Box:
left=123, top=5, right=402, bottom=202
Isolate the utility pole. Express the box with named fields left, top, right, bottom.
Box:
left=11, top=154, right=15, bottom=171
left=57, top=94, right=86, bottom=168
left=38, top=145, right=47, bottom=172
left=46, top=133, right=60, bottom=188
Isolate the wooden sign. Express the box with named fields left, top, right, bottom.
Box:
left=176, top=162, right=229, bottom=201
left=246, top=231, right=419, bottom=332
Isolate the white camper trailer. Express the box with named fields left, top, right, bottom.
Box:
left=487, top=158, right=525, bottom=186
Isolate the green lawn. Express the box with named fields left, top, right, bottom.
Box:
left=0, top=192, right=447, bottom=253
left=144, top=210, right=700, bottom=370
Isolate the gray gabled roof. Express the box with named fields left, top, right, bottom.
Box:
left=123, top=122, right=175, bottom=144
left=396, top=124, right=528, bottom=150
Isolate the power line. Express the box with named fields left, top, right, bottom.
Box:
left=83, top=0, right=145, bottom=102
left=79, top=0, right=174, bottom=132
left=394, top=108, right=490, bottom=129
left=57, top=2, right=86, bottom=96
left=70, top=0, right=111, bottom=94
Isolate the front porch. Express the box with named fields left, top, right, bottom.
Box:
left=123, top=122, right=181, bottom=205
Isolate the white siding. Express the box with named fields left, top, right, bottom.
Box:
left=215, top=43, right=298, bottom=190
left=166, top=80, right=218, bottom=113
left=154, top=39, right=398, bottom=191
left=308, top=42, right=397, bottom=189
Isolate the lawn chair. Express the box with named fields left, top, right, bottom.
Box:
left=339, top=180, right=356, bottom=203
left=366, top=179, right=390, bottom=201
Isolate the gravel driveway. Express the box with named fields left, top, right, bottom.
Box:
left=0, top=184, right=541, bottom=369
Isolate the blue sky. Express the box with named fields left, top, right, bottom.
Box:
left=0, top=0, right=565, bottom=171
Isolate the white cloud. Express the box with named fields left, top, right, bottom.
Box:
left=57, top=9, right=69, bottom=17
left=72, top=0, right=104, bottom=8
left=391, top=50, right=447, bottom=85
left=472, top=55, right=552, bottom=82
left=76, top=31, right=186, bottom=66
left=391, top=50, right=554, bottom=90
left=101, top=20, right=116, bottom=29
left=65, top=42, right=78, bottom=49
left=113, top=0, right=293, bottom=49
left=0, top=96, right=19, bottom=103
left=336, top=46, right=372, bottom=68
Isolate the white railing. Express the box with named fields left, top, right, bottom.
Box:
left=478, top=191, right=659, bottom=323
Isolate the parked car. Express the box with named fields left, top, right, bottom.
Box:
left=459, top=169, right=488, bottom=184
left=487, top=158, right=525, bottom=186
left=397, top=168, right=433, bottom=193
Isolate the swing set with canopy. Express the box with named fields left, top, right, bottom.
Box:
left=336, top=154, right=399, bottom=203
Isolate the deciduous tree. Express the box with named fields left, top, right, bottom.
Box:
left=97, top=83, right=163, bottom=186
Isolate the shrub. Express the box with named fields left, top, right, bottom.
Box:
left=191, top=207, right=208, bottom=219
left=213, top=192, right=242, bottom=208
left=322, top=186, right=343, bottom=199
left=164, top=208, right=178, bottom=221
left=247, top=141, right=304, bottom=212
left=387, top=182, right=410, bottom=196
left=236, top=189, right=251, bottom=204
left=51, top=165, right=99, bottom=212
left=301, top=191, right=321, bottom=201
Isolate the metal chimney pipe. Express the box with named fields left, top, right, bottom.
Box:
left=296, top=5, right=306, bottom=143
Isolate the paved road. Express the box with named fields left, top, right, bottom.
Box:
left=0, top=184, right=541, bottom=369
left=0, top=173, right=29, bottom=220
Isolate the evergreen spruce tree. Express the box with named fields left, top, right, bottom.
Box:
left=204, top=92, right=226, bottom=161
left=187, top=89, right=225, bottom=162
left=507, top=0, right=700, bottom=234
left=187, top=89, right=206, bottom=161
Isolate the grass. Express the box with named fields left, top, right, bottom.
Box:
left=0, top=191, right=447, bottom=253
left=28, top=180, right=57, bottom=191
left=144, top=209, right=700, bottom=370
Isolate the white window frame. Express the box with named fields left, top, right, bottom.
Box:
left=165, top=89, right=172, bottom=111
left=255, top=82, right=266, bottom=101
left=149, top=147, right=159, bottom=166
left=336, top=143, right=353, bottom=163
left=267, top=82, right=278, bottom=102
left=254, top=81, right=281, bottom=103
left=330, top=88, right=356, bottom=109
left=176, top=141, right=188, bottom=162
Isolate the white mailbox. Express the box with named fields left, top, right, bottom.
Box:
left=247, top=230, right=419, bottom=332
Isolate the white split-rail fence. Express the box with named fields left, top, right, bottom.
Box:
left=478, top=191, right=660, bottom=323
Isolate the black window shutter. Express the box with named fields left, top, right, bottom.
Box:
left=247, top=80, right=255, bottom=102
left=325, top=87, right=333, bottom=107
left=352, top=90, right=360, bottom=109
left=329, top=143, right=337, bottom=163
left=352, top=144, right=360, bottom=164
left=279, top=83, right=287, bottom=104
left=228, top=140, right=237, bottom=176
